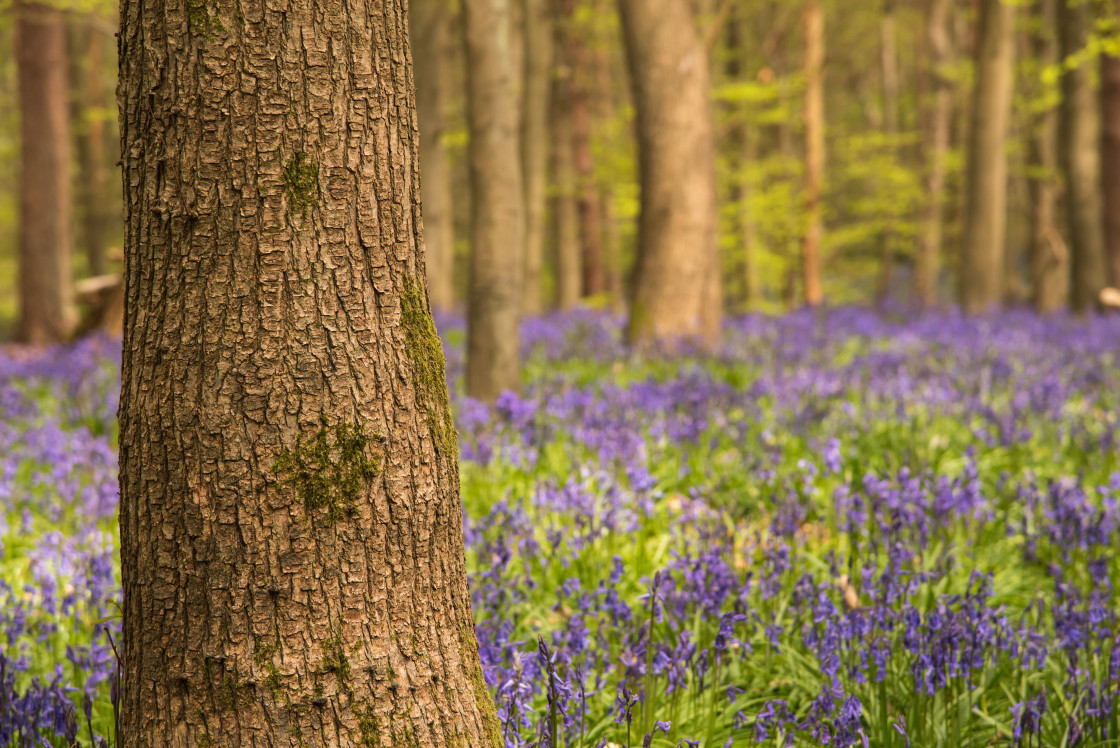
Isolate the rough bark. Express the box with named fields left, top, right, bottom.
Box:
left=521, top=0, right=553, bottom=314
left=69, top=17, right=112, bottom=278
left=117, top=0, right=502, bottom=745
left=802, top=0, right=825, bottom=308
left=961, top=0, right=1015, bottom=313
left=1030, top=0, right=1068, bottom=312
left=1059, top=0, right=1106, bottom=311
left=551, top=18, right=582, bottom=311
left=411, top=0, right=457, bottom=311
left=464, top=0, right=524, bottom=399
left=619, top=0, right=720, bottom=345
left=16, top=0, right=74, bottom=343
left=1102, top=0, right=1120, bottom=290
left=916, top=0, right=953, bottom=307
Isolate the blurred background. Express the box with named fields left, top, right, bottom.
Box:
left=1, top=0, right=1119, bottom=341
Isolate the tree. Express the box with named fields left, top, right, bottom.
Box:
left=619, top=0, right=720, bottom=345
left=117, top=0, right=502, bottom=745
left=68, top=15, right=113, bottom=278
left=1102, top=0, right=1120, bottom=290
left=961, top=0, right=1016, bottom=314
left=915, top=0, right=953, bottom=307
left=876, top=0, right=899, bottom=304
left=411, top=0, right=457, bottom=311
left=802, top=0, right=825, bottom=308
left=552, top=4, right=583, bottom=311
left=1059, top=0, right=1106, bottom=311
left=464, top=0, right=524, bottom=400
left=15, top=0, right=74, bottom=343
left=521, top=0, right=554, bottom=314
left=1029, top=0, right=1069, bottom=312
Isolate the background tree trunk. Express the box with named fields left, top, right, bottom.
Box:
left=521, top=0, right=553, bottom=314
left=802, top=0, right=825, bottom=308
left=464, top=0, right=524, bottom=399
left=412, top=0, right=457, bottom=311
left=960, top=0, right=1015, bottom=313
left=552, top=4, right=582, bottom=311
left=118, top=0, right=502, bottom=744
left=568, top=1, right=605, bottom=299
left=69, top=16, right=111, bottom=278
left=876, top=0, right=899, bottom=304
left=15, top=0, right=74, bottom=343
left=1059, top=0, right=1106, bottom=312
left=916, top=0, right=952, bottom=307
left=1030, top=0, right=1068, bottom=311
left=619, top=0, right=720, bottom=345
left=1101, top=0, right=1120, bottom=290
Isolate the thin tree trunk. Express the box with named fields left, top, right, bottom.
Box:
left=15, top=0, right=74, bottom=343
left=1059, top=0, right=1106, bottom=312
left=569, top=2, right=605, bottom=298
left=619, top=0, right=720, bottom=345
left=411, top=0, right=457, bottom=311
left=1030, top=0, right=1068, bottom=311
left=1102, top=0, right=1120, bottom=290
left=552, top=0, right=582, bottom=311
left=876, top=0, right=899, bottom=304
left=521, top=0, right=553, bottom=314
left=802, top=0, right=825, bottom=308
left=464, top=0, right=524, bottom=399
left=725, top=4, right=758, bottom=312
left=118, top=0, right=501, bottom=745
left=916, top=0, right=953, bottom=307
left=961, top=0, right=1015, bottom=314
left=69, top=17, right=111, bottom=278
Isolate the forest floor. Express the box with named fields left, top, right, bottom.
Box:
left=2, top=308, right=1119, bottom=747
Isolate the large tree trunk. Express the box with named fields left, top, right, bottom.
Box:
left=521, top=0, right=553, bottom=314
left=915, top=0, right=953, bottom=307
left=69, top=16, right=112, bottom=279
left=1102, top=0, right=1120, bottom=290
left=464, top=0, right=524, bottom=400
left=619, top=0, right=720, bottom=345
left=117, top=0, right=502, bottom=745
left=411, top=0, right=457, bottom=312
left=802, top=0, right=825, bottom=308
left=1030, top=0, right=1068, bottom=312
left=960, top=0, right=1015, bottom=314
left=1059, top=0, right=1106, bottom=312
left=551, top=7, right=582, bottom=311
left=16, top=0, right=74, bottom=343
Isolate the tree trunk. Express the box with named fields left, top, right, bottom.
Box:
left=1059, top=0, right=1106, bottom=312
left=1102, top=0, right=1120, bottom=290
left=876, top=0, right=899, bottom=304
left=16, top=0, right=74, bottom=343
left=802, top=0, right=825, bottom=308
left=551, top=2, right=582, bottom=311
left=960, top=0, right=1015, bottom=314
left=464, top=0, right=524, bottom=400
left=567, top=0, right=605, bottom=299
left=1030, top=0, right=1068, bottom=311
left=69, top=17, right=111, bottom=279
left=411, top=0, right=457, bottom=312
left=619, top=0, right=720, bottom=345
left=521, top=0, right=553, bottom=314
left=915, top=0, right=953, bottom=307
left=118, top=0, right=502, bottom=745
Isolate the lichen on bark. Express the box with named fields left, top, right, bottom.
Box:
left=272, top=421, right=380, bottom=525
